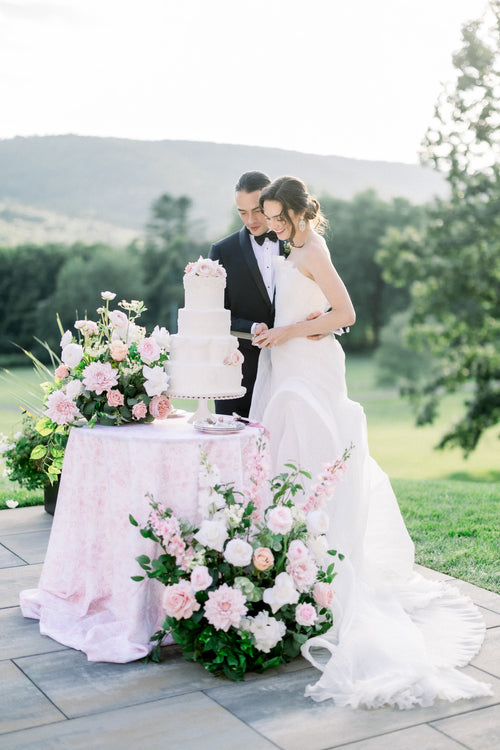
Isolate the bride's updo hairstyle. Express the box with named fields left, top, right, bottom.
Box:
left=259, top=176, right=328, bottom=245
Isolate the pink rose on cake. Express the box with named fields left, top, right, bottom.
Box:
left=184, top=256, right=226, bottom=279
left=223, top=349, right=244, bottom=366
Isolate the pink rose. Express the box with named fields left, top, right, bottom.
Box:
left=190, top=565, right=213, bottom=592
left=295, top=602, right=318, bottom=628
left=54, top=364, right=69, bottom=380
left=286, top=557, right=318, bottom=593
left=313, top=581, right=334, bottom=608
left=132, top=401, right=148, bottom=420
left=82, top=361, right=119, bottom=394
left=266, top=506, right=294, bottom=535
left=149, top=394, right=172, bottom=419
left=74, top=320, right=99, bottom=336
left=109, top=339, right=129, bottom=361
left=44, top=390, right=80, bottom=425
left=204, top=584, right=248, bottom=631
left=138, top=336, right=161, bottom=364
left=223, top=349, right=244, bottom=366
left=253, top=547, right=274, bottom=571
left=107, top=389, right=124, bottom=407
left=162, top=581, right=200, bottom=620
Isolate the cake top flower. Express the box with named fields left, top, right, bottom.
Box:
left=184, top=256, right=226, bottom=279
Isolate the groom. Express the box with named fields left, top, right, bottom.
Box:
left=209, top=171, right=279, bottom=417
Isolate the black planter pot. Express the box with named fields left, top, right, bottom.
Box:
left=43, top=480, right=60, bottom=516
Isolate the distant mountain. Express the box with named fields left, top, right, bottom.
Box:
left=0, top=135, right=448, bottom=243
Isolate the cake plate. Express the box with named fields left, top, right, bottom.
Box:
left=167, top=389, right=246, bottom=424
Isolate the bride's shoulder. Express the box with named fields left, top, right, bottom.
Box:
left=304, top=234, right=331, bottom=261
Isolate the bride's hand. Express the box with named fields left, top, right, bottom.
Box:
left=252, top=326, right=291, bottom=348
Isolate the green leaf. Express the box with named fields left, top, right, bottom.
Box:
left=129, top=514, right=139, bottom=527
left=30, top=445, right=47, bottom=460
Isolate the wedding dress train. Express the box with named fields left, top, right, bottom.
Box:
left=249, top=256, right=491, bottom=709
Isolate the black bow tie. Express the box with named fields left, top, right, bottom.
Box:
left=254, top=230, right=278, bottom=245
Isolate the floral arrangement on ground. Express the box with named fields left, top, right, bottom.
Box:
left=131, top=438, right=351, bottom=681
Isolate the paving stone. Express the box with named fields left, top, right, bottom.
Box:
left=0, top=506, right=51, bottom=535
left=480, top=606, right=500, bottom=628
left=206, top=666, right=500, bottom=750
left=0, top=606, right=67, bottom=660
left=448, top=579, right=500, bottom=613
left=0, top=660, right=64, bottom=735
left=471, top=626, right=500, bottom=680
left=431, top=704, right=500, bottom=750
left=0, top=691, right=277, bottom=750
left=0, top=563, right=42, bottom=608
left=14, top=647, right=225, bottom=718
left=0, top=530, right=51, bottom=565
left=334, top=722, right=467, bottom=749
left=0, top=543, right=26, bottom=569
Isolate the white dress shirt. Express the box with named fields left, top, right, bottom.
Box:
left=250, top=233, right=280, bottom=334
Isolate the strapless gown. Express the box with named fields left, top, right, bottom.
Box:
left=249, top=256, right=491, bottom=709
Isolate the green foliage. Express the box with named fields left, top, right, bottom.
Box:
left=1, top=414, right=68, bottom=490
left=320, top=190, right=425, bottom=350
left=376, top=3, right=500, bottom=455
left=373, top=310, right=434, bottom=387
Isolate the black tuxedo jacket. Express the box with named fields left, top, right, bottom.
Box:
left=208, top=226, right=283, bottom=416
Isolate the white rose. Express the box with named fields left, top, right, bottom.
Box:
left=245, top=611, right=286, bottom=653
left=101, top=291, right=116, bottom=300
left=262, top=572, right=299, bottom=614
left=60, top=330, right=72, bottom=349
left=151, top=325, right=170, bottom=350
left=307, top=535, right=329, bottom=564
left=64, top=379, right=83, bottom=400
left=223, top=538, right=253, bottom=567
left=306, top=509, right=330, bottom=536
left=194, top=519, right=228, bottom=552
left=126, top=322, right=146, bottom=345
left=142, top=365, right=169, bottom=397
left=61, top=343, right=84, bottom=368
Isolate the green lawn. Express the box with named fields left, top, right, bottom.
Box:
left=1, top=357, right=499, bottom=593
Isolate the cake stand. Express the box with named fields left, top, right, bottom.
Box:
left=167, top=389, right=246, bottom=424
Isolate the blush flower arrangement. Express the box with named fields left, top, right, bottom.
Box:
left=131, top=439, right=351, bottom=681
left=41, top=292, right=172, bottom=429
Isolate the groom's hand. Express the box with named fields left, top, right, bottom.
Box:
left=306, top=311, right=329, bottom=340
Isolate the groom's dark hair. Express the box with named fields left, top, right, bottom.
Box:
left=235, top=171, right=271, bottom=193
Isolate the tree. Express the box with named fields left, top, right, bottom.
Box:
left=320, top=190, right=423, bottom=350
left=140, top=193, right=205, bottom=332
left=377, top=1, right=500, bottom=454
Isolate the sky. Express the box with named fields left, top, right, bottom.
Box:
left=0, top=0, right=490, bottom=164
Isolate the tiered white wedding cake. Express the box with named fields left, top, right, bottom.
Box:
left=166, top=257, right=245, bottom=400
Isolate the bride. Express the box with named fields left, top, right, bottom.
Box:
left=249, top=175, right=492, bottom=709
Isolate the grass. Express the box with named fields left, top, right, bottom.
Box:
left=1, top=357, right=499, bottom=593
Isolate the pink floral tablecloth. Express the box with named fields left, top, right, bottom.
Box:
left=20, top=417, right=270, bottom=662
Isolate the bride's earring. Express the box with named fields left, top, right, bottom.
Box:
left=298, top=216, right=306, bottom=232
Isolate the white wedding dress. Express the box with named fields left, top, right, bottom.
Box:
left=250, top=255, right=491, bottom=709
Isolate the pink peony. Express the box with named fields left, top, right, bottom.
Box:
left=132, top=401, right=148, bottom=420
left=266, top=506, right=294, bottom=535
left=149, top=394, right=172, bottom=419
left=286, top=557, right=318, bottom=593
left=162, top=581, right=200, bottom=620
left=204, top=584, right=248, bottom=631
left=286, top=539, right=309, bottom=563
left=190, top=565, right=213, bottom=592
left=253, top=547, right=274, bottom=571
left=107, top=389, right=124, bottom=407
left=138, top=336, right=161, bottom=364
left=54, top=364, right=69, bottom=380
left=313, top=581, right=335, bottom=608
left=45, top=390, right=80, bottom=425
left=295, top=602, right=318, bottom=627
left=82, top=361, right=119, bottom=395
left=109, top=339, right=129, bottom=361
